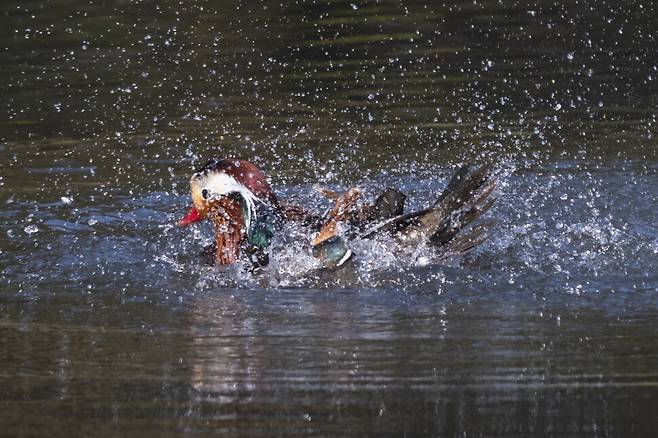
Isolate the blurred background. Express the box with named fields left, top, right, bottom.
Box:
left=1, top=0, right=657, bottom=436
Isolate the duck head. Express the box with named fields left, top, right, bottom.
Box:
left=178, top=158, right=279, bottom=265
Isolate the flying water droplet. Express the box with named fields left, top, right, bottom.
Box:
left=24, top=224, right=39, bottom=235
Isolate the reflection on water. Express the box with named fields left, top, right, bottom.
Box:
left=1, top=0, right=657, bottom=435
left=3, top=289, right=658, bottom=435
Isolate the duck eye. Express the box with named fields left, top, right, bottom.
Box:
left=202, top=189, right=210, bottom=199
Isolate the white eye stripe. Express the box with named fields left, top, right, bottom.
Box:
left=203, top=173, right=239, bottom=194
left=202, top=172, right=262, bottom=230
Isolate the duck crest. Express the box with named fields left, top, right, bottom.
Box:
left=195, top=158, right=279, bottom=207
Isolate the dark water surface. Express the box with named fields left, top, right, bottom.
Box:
left=1, top=0, right=658, bottom=436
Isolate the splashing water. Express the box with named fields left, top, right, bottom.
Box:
left=3, top=159, right=656, bottom=298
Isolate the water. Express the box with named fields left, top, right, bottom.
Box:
left=1, top=0, right=658, bottom=435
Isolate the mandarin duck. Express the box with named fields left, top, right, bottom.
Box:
left=178, top=158, right=496, bottom=269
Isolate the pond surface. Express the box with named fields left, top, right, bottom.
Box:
left=1, top=0, right=657, bottom=435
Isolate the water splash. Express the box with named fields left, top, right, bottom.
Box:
left=3, top=160, right=655, bottom=299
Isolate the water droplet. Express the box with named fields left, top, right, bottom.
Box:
left=24, top=224, right=39, bottom=235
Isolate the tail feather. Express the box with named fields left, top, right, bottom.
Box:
left=354, top=163, right=496, bottom=257
left=432, top=162, right=496, bottom=212
left=429, top=197, right=495, bottom=246
left=426, top=162, right=497, bottom=247
left=384, top=162, right=497, bottom=251
left=433, top=164, right=472, bottom=207
left=437, top=220, right=495, bottom=260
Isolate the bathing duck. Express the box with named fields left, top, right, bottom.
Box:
left=178, top=158, right=496, bottom=268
